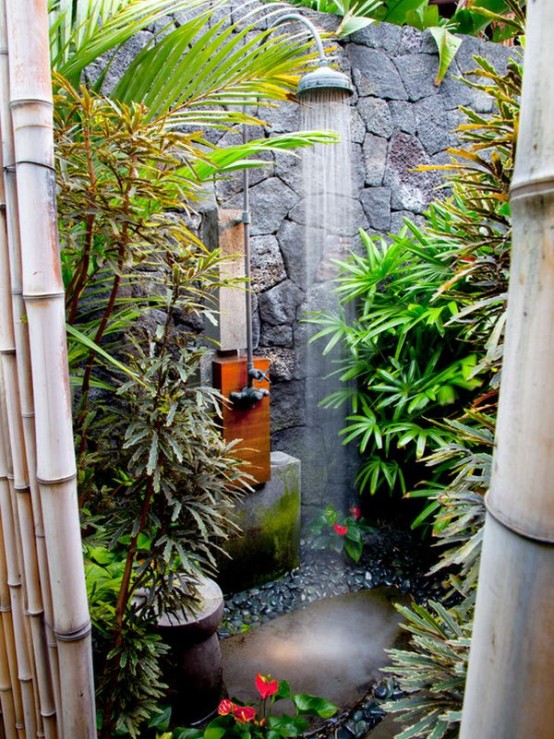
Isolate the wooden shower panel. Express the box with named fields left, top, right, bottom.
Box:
left=212, top=355, right=271, bottom=484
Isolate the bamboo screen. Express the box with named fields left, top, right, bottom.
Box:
left=0, top=1, right=96, bottom=736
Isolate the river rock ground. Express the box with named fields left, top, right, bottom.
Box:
left=218, top=520, right=447, bottom=737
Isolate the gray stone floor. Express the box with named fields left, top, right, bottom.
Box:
left=221, top=588, right=408, bottom=736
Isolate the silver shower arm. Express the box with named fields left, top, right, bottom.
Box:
left=272, top=13, right=327, bottom=66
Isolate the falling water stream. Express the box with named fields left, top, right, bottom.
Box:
left=299, top=87, right=356, bottom=514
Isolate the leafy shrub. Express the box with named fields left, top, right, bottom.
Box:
left=55, top=74, right=260, bottom=736
left=312, top=228, right=484, bottom=499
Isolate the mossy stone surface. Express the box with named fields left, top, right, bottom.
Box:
left=218, top=452, right=301, bottom=593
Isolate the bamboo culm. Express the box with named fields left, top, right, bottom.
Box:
left=460, top=1, right=554, bottom=735
left=0, top=0, right=97, bottom=736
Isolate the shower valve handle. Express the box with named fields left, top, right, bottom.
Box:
left=248, top=367, right=270, bottom=384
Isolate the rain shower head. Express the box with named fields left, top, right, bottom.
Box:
left=297, top=65, right=353, bottom=97
left=272, top=13, right=353, bottom=97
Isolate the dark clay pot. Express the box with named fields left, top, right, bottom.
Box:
left=156, top=577, right=225, bottom=725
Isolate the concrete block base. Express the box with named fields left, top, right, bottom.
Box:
left=218, top=451, right=301, bottom=593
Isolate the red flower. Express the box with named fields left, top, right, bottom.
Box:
left=333, top=523, right=348, bottom=536
left=217, top=699, right=236, bottom=716
left=349, top=505, right=361, bottom=520
left=255, top=672, right=279, bottom=699
left=233, top=705, right=257, bottom=723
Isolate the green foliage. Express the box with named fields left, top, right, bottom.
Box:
left=267, top=0, right=525, bottom=83
left=310, top=229, right=484, bottom=498
left=377, top=50, right=522, bottom=739
left=163, top=674, right=338, bottom=739
left=50, top=0, right=322, bottom=127
left=383, top=601, right=471, bottom=739
left=307, top=503, right=374, bottom=563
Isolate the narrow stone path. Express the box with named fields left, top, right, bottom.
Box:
left=221, top=588, right=409, bottom=737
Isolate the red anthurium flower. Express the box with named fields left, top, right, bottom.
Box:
left=255, top=672, right=279, bottom=699
left=233, top=705, right=257, bottom=723
left=217, top=699, right=236, bottom=716
left=333, top=523, right=348, bottom=536
left=349, top=505, right=361, bottom=520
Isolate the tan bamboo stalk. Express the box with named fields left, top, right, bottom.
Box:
left=0, top=79, right=23, bottom=739
left=3, top=1, right=96, bottom=735
left=460, top=1, right=554, bottom=735
left=0, top=387, right=37, bottom=737
left=0, top=611, right=14, bottom=739
left=0, top=85, right=40, bottom=735
left=0, top=4, right=61, bottom=733
left=0, top=488, right=20, bottom=739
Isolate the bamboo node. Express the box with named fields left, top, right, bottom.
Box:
left=10, top=159, right=55, bottom=173
left=36, top=471, right=77, bottom=485
left=486, top=493, right=554, bottom=544
left=54, top=622, right=92, bottom=642
left=22, top=292, right=65, bottom=303
left=510, top=175, right=554, bottom=201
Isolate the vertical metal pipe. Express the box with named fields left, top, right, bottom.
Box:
left=242, top=114, right=255, bottom=385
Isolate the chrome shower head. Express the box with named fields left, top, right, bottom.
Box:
left=271, top=13, right=353, bottom=97
left=297, top=65, right=353, bottom=97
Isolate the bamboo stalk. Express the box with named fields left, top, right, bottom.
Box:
left=0, top=71, right=40, bottom=733
left=0, top=483, right=22, bottom=739
left=0, top=390, right=37, bottom=737
left=0, top=5, right=60, bottom=734
left=460, top=1, right=554, bottom=735
left=3, top=1, right=96, bottom=735
left=0, top=512, right=20, bottom=739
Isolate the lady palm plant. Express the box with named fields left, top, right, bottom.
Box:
left=312, top=52, right=519, bottom=507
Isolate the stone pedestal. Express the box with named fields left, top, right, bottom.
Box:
left=157, top=577, right=225, bottom=725
left=218, top=451, right=301, bottom=592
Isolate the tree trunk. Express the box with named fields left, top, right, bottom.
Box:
left=460, top=1, right=554, bottom=735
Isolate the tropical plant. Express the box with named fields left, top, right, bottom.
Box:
left=307, top=502, right=374, bottom=562
left=159, top=672, right=338, bottom=739
left=383, top=600, right=471, bottom=739
left=268, top=0, right=526, bottom=83
left=378, top=42, right=522, bottom=739
left=310, top=228, right=484, bottom=499
left=49, top=0, right=322, bottom=123
left=50, top=3, right=340, bottom=734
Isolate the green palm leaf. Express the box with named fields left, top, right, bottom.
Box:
left=50, top=0, right=220, bottom=83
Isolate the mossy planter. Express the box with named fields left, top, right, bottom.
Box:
left=218, top=451, right=301, bottom=592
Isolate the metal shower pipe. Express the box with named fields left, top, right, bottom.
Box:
left=233, top=12, right=350, bottom=404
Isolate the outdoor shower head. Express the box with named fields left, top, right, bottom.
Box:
left=297, top=65, right=353, bottom=96
left=272, top=13, right=353, bottom=97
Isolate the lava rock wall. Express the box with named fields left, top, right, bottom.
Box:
left=212, top=5, right=516, bottom=515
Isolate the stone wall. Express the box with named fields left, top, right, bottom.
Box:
left=93, top=3, right=514, bottom=515
left=209, top=9, right=515, bottom=515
